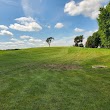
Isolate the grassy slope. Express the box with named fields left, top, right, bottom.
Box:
left=0, top=47, right=110, bottom=110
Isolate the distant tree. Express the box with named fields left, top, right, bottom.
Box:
left=86, top=31, right=101, bottom=48
left=46, top=37, right=54, bottom=47
left=74, top=35, right=84, bottom=47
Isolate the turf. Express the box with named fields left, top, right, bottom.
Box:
left=0, top=47, right=110, bottom=110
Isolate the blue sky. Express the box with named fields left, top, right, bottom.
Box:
left=0, top=0, right=109, bottom=49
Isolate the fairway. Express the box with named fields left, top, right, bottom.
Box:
left=0, top=47, right=110, bottom=110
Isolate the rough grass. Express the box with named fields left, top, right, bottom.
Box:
left=0, top=47, right=110, bottom=110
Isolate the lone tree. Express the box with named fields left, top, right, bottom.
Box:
left=74, top=35, right=84, bottom=47
left=46, top=37, right=54, bottom=47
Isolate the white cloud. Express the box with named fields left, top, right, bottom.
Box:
left=29, top=38, right=42, bottom=43
left=0, top=40, right=25, bottom=50
left=20, top=35, right=42, bottom=43
left=15, top=17, right=35, bottom=24
left=20, top=35, right=31, bottom=39
left=0, top=30, right=13, bottom=36
left=0, top=25, right=13, bottom=37
left=64, top=0, right=106, bottom=19
left=74, top=28, right=85, bottom=32
left=0, top=25, right=8, bottom=30
left=11, top=38, right=19, bottom=41
left=47, top=25, right=51, bottom=29
left=9, top=17, right=42, bottom=32
left=45, top=25, right=51, bottom=29
left=55, top=23, right=64, bottom=29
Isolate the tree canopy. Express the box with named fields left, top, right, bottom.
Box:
left=46, top=37, right=54, bottom=47
left=97, top=3, right=110, bottom=48
left=74, top=35, right=84, bottom=47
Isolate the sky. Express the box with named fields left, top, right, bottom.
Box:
left=0, top=0, right=109, bottom=49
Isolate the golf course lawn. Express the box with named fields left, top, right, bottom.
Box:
left=0, top=47, right=110, bottom=110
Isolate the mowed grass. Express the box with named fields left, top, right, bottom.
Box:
left=0, top=47, right=110, bottom=110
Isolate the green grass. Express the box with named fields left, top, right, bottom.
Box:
left=0, top=47, right=110, bottom=110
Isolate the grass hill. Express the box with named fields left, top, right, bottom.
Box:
left=0, top=47, right=110, bottom=110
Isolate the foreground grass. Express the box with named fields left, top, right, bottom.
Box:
left=0, top=47, right=110, bottom=110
